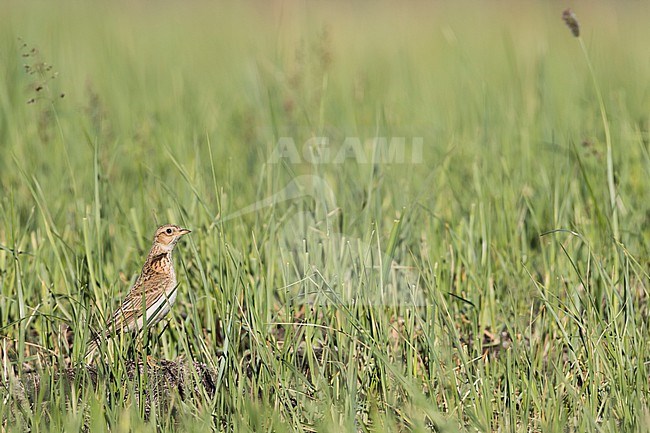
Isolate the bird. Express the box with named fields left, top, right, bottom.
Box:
left=85, top=224, right=191, bottom=360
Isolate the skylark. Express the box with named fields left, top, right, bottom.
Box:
left=86, top=224, right=191, bottom=359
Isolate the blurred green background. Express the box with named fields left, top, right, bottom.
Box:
left=2, top=1, right=648, bottom=237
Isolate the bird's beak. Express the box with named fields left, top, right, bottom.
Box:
left=179, top=228, right=191, bottom=236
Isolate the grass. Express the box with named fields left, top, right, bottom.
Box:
left=1, top=1, right=650, bottom=431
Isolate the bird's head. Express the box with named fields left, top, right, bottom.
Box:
left=154, top=224, right=191, bottom=250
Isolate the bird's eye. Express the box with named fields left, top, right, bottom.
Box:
left=166, top=228, right=173, bottom=234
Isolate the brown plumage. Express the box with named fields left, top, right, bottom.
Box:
left=86, top=224, right=191, bottom=359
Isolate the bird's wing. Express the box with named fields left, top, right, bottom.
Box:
left=108, top=284, right=175, bottom=331
left=106, top=254, right=172, bottom=331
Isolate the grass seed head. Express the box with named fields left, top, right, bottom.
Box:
left=562, top=8, right=580, bottom=37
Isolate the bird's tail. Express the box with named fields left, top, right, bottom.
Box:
left=84, top=332, right=106, bottom=362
